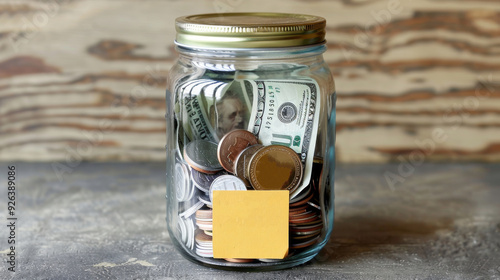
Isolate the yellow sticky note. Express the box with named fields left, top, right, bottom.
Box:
left=212, top=190, right=289, bottom=259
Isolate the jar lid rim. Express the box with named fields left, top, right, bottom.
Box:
left=175, top=13, right=326, bottom=49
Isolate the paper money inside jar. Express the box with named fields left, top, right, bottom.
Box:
left=166, top=12, right=336, bottom=271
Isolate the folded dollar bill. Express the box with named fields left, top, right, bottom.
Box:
left=175, top=77, right=320, bottom=198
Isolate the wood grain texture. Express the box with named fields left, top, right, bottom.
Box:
left=0, top=0, right=499, bottom=162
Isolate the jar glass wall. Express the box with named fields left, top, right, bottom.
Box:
left=165, top=13, right=336, bottom=271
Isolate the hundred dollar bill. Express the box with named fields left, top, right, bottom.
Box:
left=245, top=79, right=320, bottom=198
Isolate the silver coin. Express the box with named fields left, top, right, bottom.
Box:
left=198, top=195, right=212, bottom=208
left=178, top=214, right=196, bottom=250
left=177, top=215, right=187, bottom=244
left=175, top=162, right=192, bottom=201
left=193, top=182, right=210, bottom=194
left=180, top=200, right=204, bottom=219
left=196, top=222, right=213, bottom=231
left=209, top=175, right=247, bottom=202
left=191, top=169, right=225, bottom=193
left=195, top=217, right=212, bottom=222
left=183, top=140, right=222, bottom=173
left=195, top=247, right=213, bottom=257
left=185, top=217, right=195, bottom=250
left=196, top=244, right=213, bottom=251
left=293, top=229, right=322, bottom=236
left=234, top=144, right=263, bottom=181
left=307, top=201, right=321, bottom=210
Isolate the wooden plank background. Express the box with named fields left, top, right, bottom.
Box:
left=0, top=0, right=499, bottom=163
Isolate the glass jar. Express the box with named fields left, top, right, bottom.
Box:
left=165, top=13, right=336, bottom=271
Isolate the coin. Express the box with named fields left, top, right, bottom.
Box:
left=290, top=214, right=318, bottom=224
left=175, top=162, right=193, bottom=201
left=288, top=199, right=323, bottom=250
left=290, top=190, right=313, bottom=207
left=209, top=175, right=247, bottom=202
left=184, top=140, right=222, bottom=174
left=186, top=218, right=195, bottom=250
left=248, top=145, right=303, bottom=192
left=195, top=209, right=213, bottom=220
left=177, top=215, right=187, bottom=244
left=195, top=247, right=213, bottom=258
left=289, top=207, right=308, bottom=216
left=195, top=230, right=213, bottom=257
left=195, top=231, right=212, bottom=244
left=191, top=169, right=226, bottom=193
left=311, top=158, right=323, bottom=193
left=196, top=220, right=212, bottom=231
left=234, top=144, right=264, bottom=183
left=177, top=215, right=195, bottom=250
left=307, top=201, right=321, bottom=210
left=180, top=200, right=204, bottom=219
left=290, top=225, right=323, bottom=233
left=289, top=185, right=312, bottom=206
left=292, top=228, right=322, bottom=236
left=217, top=129, right=258, bottom=173
left=290, top=235, right=320, bottom=249
left=198, top=195, right=212, bottom=208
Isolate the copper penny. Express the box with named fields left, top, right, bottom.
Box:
left=290, top=210, right=315, bottom=219
left=290, top=224, right=323, bottom=232
left=234, top=144, right=263, bottom=183
left=248, top=145, right=303, bottom=192
left=289, top=185, right=312, bottom=205
left=289, top=204, right=308, bottom=213
left=290, top=236, right=320, bottom=249
left=290, top=215, right=318, bottom=224
left=195, top=231, right=213, bottom=243
left=291, top=219, right=322, bottom=227
left=289, top=191, right=314, bottom=207
left=195, top=209, right=213, bottom=220
left=291, top=232, right=321, bottom=240
left=289, top=208, right=307, bottom=216
left=217, top=129, right=258, bottom=173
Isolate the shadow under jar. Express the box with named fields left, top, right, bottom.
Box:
left=165, top=13, right=336, bottom=271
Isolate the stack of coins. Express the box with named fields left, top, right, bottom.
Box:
left=288, top=186, right=323, bottom=250
left=177, top=128, right=324, bottom=261
left=216, top=129, right=304, bottom=193
left=195, top=209, right=213, bottom=236
left=175, top=162, right=195, bottom=202
left=177, top=215, right=195, bottom=250
left=195, top=230, right=213, bottom=257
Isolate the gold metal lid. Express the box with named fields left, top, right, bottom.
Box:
left=175, top=13, right=326, bottom=49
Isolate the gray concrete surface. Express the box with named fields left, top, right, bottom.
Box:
left=0, top=162, right=499, bottom=279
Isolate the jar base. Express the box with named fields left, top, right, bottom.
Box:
left=168, top=226, right=323, bottom=271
